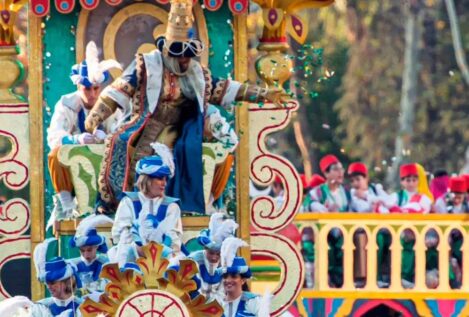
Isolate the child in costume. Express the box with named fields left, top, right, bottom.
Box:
left=308, top=155, right=350, bottom=212
left=307, top=155, right=350, bottom=287
left=434, top=176, right=469, bottom=214
left=387, top=163, right=434, bottom=288
left=433, top=176, right=468, bottom=288
left=189, top=212, right=238, bottom=302
left=347, top=162, right=391, bottom=213
left=217, top=238, right=270, bottom=317
left=33, top=239, right=83, bottom=316
left=69, top=214, right=113, bottom=292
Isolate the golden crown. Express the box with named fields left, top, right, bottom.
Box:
left=166, top=0, right=195, bottom=43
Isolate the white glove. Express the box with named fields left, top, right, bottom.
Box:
left=93, top=129, right=107, bottom=141
left=77, top=132, right=95, bottom=144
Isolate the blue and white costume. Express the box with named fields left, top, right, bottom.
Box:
left=36, top=257, right=83, bottom=317
left=112, top=154, right=182, bottom=257
left=189, top=213, right=238, bottom=302
left=47, top=41, right=124, bottom=150
left=218, top=257, right=262, bottom=317
left=69, top=214, right=113, bottom=292
left=37, top=296, right=82, bottom=317
left=46, top=41, right=124, bottom=226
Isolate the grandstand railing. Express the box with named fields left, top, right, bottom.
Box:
left=295, top=213, right=469, bottom=299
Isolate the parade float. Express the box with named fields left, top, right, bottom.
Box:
left=1, top=0, right=469, bottom=316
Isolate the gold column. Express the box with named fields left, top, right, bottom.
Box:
left=28, top=15, right=45, bottom=301
left=233, top=13, right=250, bottom=261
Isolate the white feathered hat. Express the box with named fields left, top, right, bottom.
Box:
left=216, top=237, right=251, bottom=278
left=197, top=212, right=238, bottom=251
left=70, top=41, right=122, bottom=87
left=69, top=214, right=113, bottom=253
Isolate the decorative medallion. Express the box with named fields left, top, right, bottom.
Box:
left=80, top=242, right=223, bottom=317
left=54, top=0, right=75, bottom=13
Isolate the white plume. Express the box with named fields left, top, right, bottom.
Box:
left=86, top=41, right=101, bottom=84
left=0, top=296, right=33, bottom=317
left=76, top=214, right=113, bottom=237
left=212, top=219, right=238, bottom=244
left=220, top=237, right=248, bottom=268
left=257, top=291, right=272, bottom=317
left=84, top=41, right=122, bottom=85
left=208, top=212, right=225, bottom=235
left=150, top=142, right=175, bottom=177
left=98, top=59, right=122, bottom=74
left=33, top=238, right=56, bottom=281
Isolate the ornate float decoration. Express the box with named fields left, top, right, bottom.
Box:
left=253, top=0, right=333, bottom=86
left=80, top=242, right=223, bottom=317
left=30, top=0, right=249, bottom=17
left=0, top=0, right=26, bottom=103
left=248, top=1, right=334, bottom=315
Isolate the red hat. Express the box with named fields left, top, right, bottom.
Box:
left=320, top=154, right=340, bottom=173
left=309, top=174, right=325, bottom=189
left=463, top=174, right=469, bottom=192
left=449, top=177, right=467, bottom=193
left=400, top=163, right=418, bottom=179
left=347, top=162, right=368, bottom=177
left=274, top=174, right=282, bottom=185
left=299, top=174, right=308, bottom=189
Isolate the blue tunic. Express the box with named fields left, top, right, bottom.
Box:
left=38, top=297, right=82, bottom=316
left=71, top=254, right=108, bottom=291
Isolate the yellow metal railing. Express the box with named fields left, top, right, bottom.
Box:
left=295, top=213, right=469, bottom=299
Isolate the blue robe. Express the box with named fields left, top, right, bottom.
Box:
left=71, top=254, right=108, bottom=291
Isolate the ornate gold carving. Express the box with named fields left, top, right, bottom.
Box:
left=255, top=50, right=294, bottom=87
left=0, top=0, right=27, bottom=46
left=0, top=46, right=23, bottom=103
left=252, top=0, right=333, bottom=86
left=80, top=242, right=223, bottom=317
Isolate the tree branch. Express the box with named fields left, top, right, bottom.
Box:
left=445, top=0, right=469, bottom=86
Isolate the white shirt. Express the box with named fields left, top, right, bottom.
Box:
left=309, top=184, right=348, bottom=212
left=47, top=91, right=123, bottom=149
left=350, top=184, right=392, bottom=213
left=223, top=295, right=242, bottom=317
left=112, top=192, right=182, bottom=250
left=388, top=190, right=432, bottom=213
